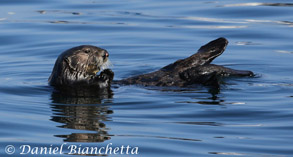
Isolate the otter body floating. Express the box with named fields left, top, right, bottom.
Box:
left=49, top=38, right=253, bottom=90
left=118, top=37, right=253, bottom=86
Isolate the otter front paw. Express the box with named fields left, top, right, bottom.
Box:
left=100, top=69, right=114, bottom=82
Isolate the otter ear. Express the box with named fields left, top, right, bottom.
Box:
left=64, top=53, right=89, bottom=71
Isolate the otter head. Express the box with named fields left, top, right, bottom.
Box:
left=64, top=45, right=109, bottom=75
left=49, top=45, right=110, bottom=86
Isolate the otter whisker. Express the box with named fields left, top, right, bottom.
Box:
left=100, top=60, right=113, bottom=71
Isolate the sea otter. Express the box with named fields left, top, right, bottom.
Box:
left=48, top=38, right=253, bottom=90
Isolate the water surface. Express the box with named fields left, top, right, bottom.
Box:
left=0, top=0, right=293, bottom=156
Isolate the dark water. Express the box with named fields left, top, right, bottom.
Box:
left=1, top=0, right=293, bottom=156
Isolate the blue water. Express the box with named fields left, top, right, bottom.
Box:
left=1, top=0, right=293, bottom=156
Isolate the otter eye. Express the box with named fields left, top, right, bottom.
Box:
left=84, top=49, right=91, bottom=53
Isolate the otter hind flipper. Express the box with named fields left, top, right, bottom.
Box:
left=201, top=64, right=254, bottom=77
left=196, top=37, right=228, bottom=65
left=160, top=38, right=228, bottom=73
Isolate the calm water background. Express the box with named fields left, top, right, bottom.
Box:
left=0, top=0, right=293, bottom=156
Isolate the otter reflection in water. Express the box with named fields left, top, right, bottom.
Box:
left=50, top=90, right=113, bottom=142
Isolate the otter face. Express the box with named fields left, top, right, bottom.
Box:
left=49, top=45, right=111, bottom=86
left=64, top=45, right=109, bottom=76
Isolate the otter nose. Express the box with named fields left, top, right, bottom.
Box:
left=105, top=51, right=109, bottom=57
